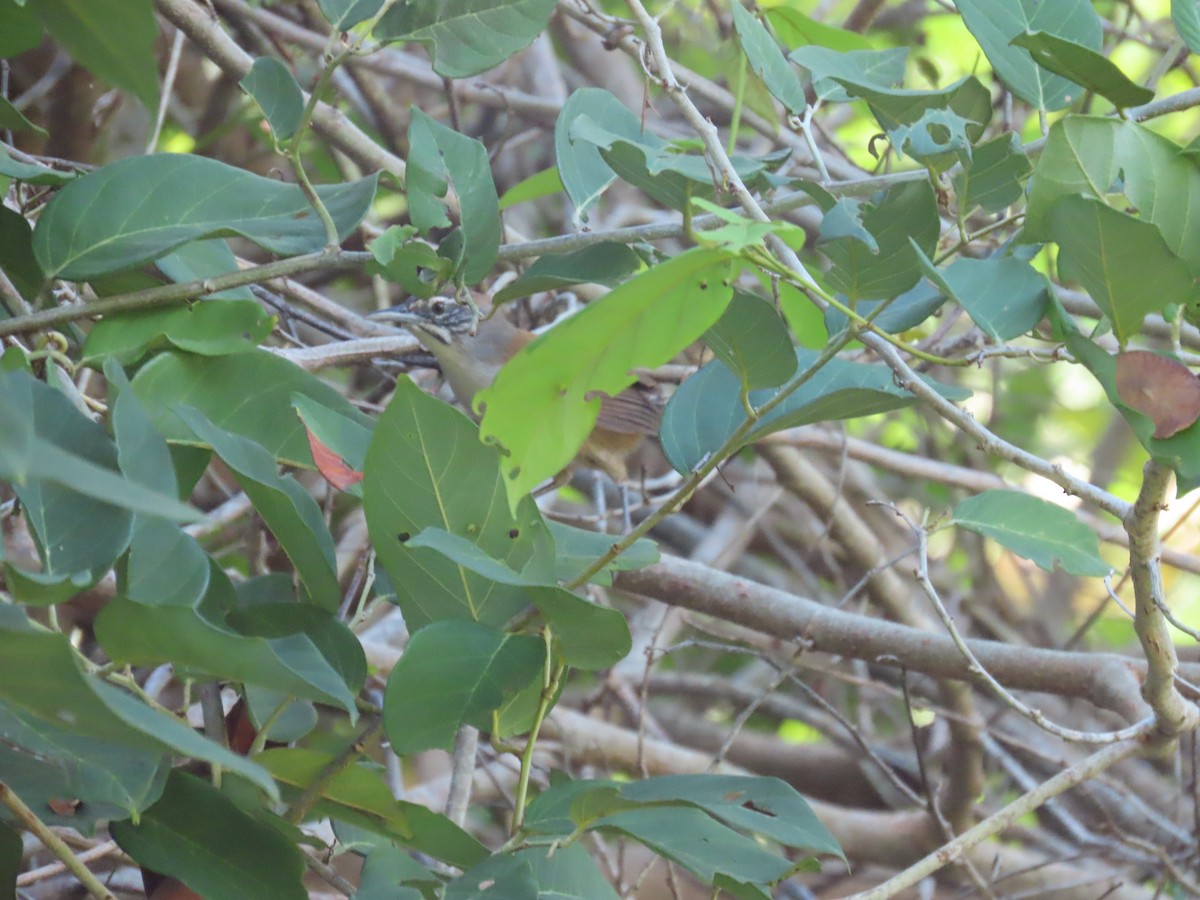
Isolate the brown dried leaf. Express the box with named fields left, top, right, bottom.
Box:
left=1114, top=350, right=1200, bottom=439
left=304, top=426, right=363, bottom=491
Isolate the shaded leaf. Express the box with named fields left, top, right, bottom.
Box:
left=376, top=0, right=557, bottom=78
left=383, top=621, right=544, bottom=754
left=788, top=45, right=907, bottom=102
left=362, top=377, right=553, bottom=629
left=704, top=290, right=798, bottom=390
left=953, top=133, right=1031, bottom=214
left=1174, top=0, right=1200, bottom=55
left=954, top=0, right=1102, bottom=110
left=731, top=3, right=807, bottom=113
left=1011, top=31, right=1154, bottom=109
left=83, top=300, right=274, bottom=365
left=240, top=56, right=304, bottom=141
left=912, top=247, right=1048, bottom=340
left=661, top=349, right=970, bottom=475
left=555, top=88, right=645, bottom=220
left=1049, top=195, right=1192, bottom=343
left=112, top=772, right=306, bottom=900
left=33, top=154, right=378, bottom=280
left=546, top=519, right=659, bottom=587
left=407, top=108, right=500, bottom=285
left=954, top=490, right=1111, bottom=577
left=493, top=242, right=644, bottom=304
left=0, top=205, right=45, bottom=309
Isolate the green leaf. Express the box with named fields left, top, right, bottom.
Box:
left=155, top=237, right=256, bottom=301
left=96, top=598, right=361, bottom=713
left=383, top=621, right=544, bottom=754
left=0, top=0, right=42, bottom=56
left=499, top=165, right=565, bottom=209
left=953, top=133, right=1032, bottom=214
left=546, top=520, right=659, bottom=587
left=130, top=349, right=372, bottom=466
left=1010, top=31, right=1154, bottom=109
left=763, top=7, right=872, bottom=53
left=569, top=117, right=786, bottom=211
left=597, top=806, right=793, bottom=885
left=83, top=300, right=274, bottom=365
left=362, top=377, right=552, bottom=629
left=661, top=349, right=970, bottom=475
left=0, top=95, right=46, bottom=136
left=817, top=180, right=940, bottom=302
left=1024, top=117, right=1200, bottom=276
left=833, top=75, right=992, bottom=172
left=177, top=408, right=341, bottom=610
left=0, top=144, right=76, bottom=187
left=375, top=0, right=557, bottom=78
left=477, top=247, right=737, bottom=507
left=406, top=108, right=500, bottom=285
left=704, top=291, right=798, bottom=390
left=954, top=0, right=1103, bottom=111
left=555, top=88, right=645, bottom=220
left=954, top=490, right=1111, bottom=577
left=0, top=205, right=45, bottom=301
left=260, top=748, right=489, bottom=869
left=447, top=854, right=538, bottom=899
left=33, top=0, right=158, bottom=110
left=0, top=702, right=167, bottom=830
left=0, top=612, right=277, bottom=796
left=32, top=154, right=378, bottom=280
left=912, top=248, right=1048, bottom=340
left=317, top=0, right=384, bottom=30
left=519, top=844, right=621, bottom=900
left=493, top=242, right=644, bottom=304
left=0, top=823, right=18, bottom=898
left=366, top=225, right=453, bottom=297
left=112, top=772, right=306, bottom=900
left=1174, top=0, right=1200, bottom=55
left=1049, top=195, right=1192, bottom=343
left=0, top=565, right=91, bottom=607
left=292, top=393, right=373, bottom=484
left=731, top=3, right=807, bottom=113
left=240, top=56, right=305, bottom=141
left=108, top=361, right=211, bottom=607
left=788, top=45, right=907, bottom=102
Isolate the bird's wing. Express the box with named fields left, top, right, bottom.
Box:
left=594, top=381, right=662, bottom=435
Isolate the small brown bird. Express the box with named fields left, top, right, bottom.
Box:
left=370, top=295, right=662, bottom=489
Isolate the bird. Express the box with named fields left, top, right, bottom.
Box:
left=369, top=294, right=662, bottom=494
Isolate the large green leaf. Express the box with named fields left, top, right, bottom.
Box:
left=814, top=180, right=940, bottom=302
left=0, top=206, right=43, bottom=302
left=661, top=349, right=970, bottom=475
left=1010, top=31, right=1154, bottom=109
left=493, top=242, right=644, bottom=303
left=477, top=247, right=737, bottom=506
left=704, top=291, right=798, bottom=391
left=406, top=108, right=500, bottom=285
left=912, top=248, right=1049, bottom=340
left=555, top=88, right=646, bottom=220
left=112, top=772, right=306, bottom=900
left=1048, top=195, right=1192, bottom=343
left=954, top=0, right=1102, bottom=110
left=731, top=3, right=807, bottom=113
left=952, top=134, right=1031, bottom=214
left=955, top=490, right=1111, bottom=577
left=0, top=703, right=167, bottom=831
left=1024, top=117, right=1200, bottom=275
left=83, top=300, right=275, bottom=366
left=0, top=609, right=276, bottom=796
left=383, top=621, right=544, bottom=754
left=33, top=0, right=158, bottom=110
left=177, top=408, right=341, bottom=610
left=404, top=528, right=632, bottom=670
left=362, top=377, right=553, bottom=629
left=33, top=154, right=378, bottom=280
left=260, top=748, right=489, bottom=869
left=155, top=238, right=256, bottom=301
left=376, top=0, right=557, bottom=78
left=96, top=596, right=361, bottom=714
left=788, top=45, right=907, bottom=102
left=130, top=349, right=371, bottom=466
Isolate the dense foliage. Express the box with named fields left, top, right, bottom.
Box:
left=2, top=0, right=1200, bottom=897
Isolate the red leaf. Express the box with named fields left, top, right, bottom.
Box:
left=1114, top=350, right=1200, bottom=439
left=305, top=426, right=363, bottom=490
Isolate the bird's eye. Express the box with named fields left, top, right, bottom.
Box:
left=430, top=299, right=446, bottom=316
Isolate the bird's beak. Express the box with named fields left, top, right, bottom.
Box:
left=367, top=304, right=422, bottom=327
